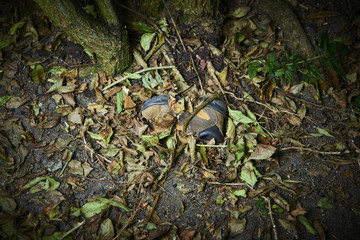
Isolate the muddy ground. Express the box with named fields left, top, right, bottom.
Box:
left=1, top=0, right=360, bottom=240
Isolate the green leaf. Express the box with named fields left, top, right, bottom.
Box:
left=140, top=33, right=156, bottom=52
left=0, top=39, right=12, bottom=50
left=116, top=90, right=124, bottom=114
left=30, top=64, right=45, bottom=85
left=0, top=95, right=13, bottom=106
left=47, top=79, right=63, bottom=93
left=228, top=107, right=255, bottom=124
left=141, top=135, right=159, bottom=147
left=48, top=66, right=68, bottom=76
left=233, top=189, right=247, bottom=198
left=87, top=131, right=104, bottom=141
left=216, top=195, right=225, bottom=205
left=22, top=176, right=60, bottom=193
left=317, top=127, right=335, bottom=138
left=146, top=222, right=157, bottom=230
left=77, top=197, right=131, bottom=218
left=317, top=197, right=333, bottom=210
left=8, top=20, right=26, bottom=35
left=125, top=73, right=142, bottom=79
left=330, top=59, right=345, bottom=77
left=297, top=215, right=317, bottom=235
left=240, top=161, right=258, bottom=187
left=230, top=6, right=251, bottom=18
left=256, top=200, right=268, bottom=215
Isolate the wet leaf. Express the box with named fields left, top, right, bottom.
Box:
left=317, top=197, right=333, bottom=210
left=297, top=215, right=317, bottom=235
left=248, top=144, right=276, bottom=160
left=30, top=64, right=45, bottom=85
left=141, top=32, right=156, bottom=52
left=241, top=161, right=258, bottom=187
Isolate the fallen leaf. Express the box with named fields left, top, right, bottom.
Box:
left=123, top=95, right=136, bottom=109
left=248, top=144, right=276, bottom=160
left=297, top=215, right=317, bottom=236
left=67, top=107, right=83, bottom=124
left=228, top=217, right=246, bottom=235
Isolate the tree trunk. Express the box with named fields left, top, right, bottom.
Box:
left=35, top=0, right=132, bottom=76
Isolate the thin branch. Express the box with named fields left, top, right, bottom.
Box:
left=112, top=193, right=146, bottom=240
left=182, top=94, right=221, bottom=133
left=281, top=146, right=350, bottom=155
left=262, top=196, right=278, bottom=240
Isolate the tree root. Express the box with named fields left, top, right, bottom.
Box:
left=253, top=0, right=314, bottom=58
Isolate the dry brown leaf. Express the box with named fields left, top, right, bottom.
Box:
left=291, top=208, right=307, bottom=216
left=248, top=144, right=276, bottom=160
left=123, top=95, right=136, bottom=109
left=67, top=107, right=83, bottom=124
left=5, top=96, right=29, bottom=109
left=61, top=93, right=76, bottom=107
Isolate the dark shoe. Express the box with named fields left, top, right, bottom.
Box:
left=177, top=99, right=227, bottom=144
left=141, top=95, right=227, bottom=143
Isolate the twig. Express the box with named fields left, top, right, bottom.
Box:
left=102, top=66, right=175, bottom=92
left=182, top=94, right=221, bottom=133
left=162, top=0, right=203, bottom=91
left=281, top=146, right=350, bottom=155
left=59, top=220, right=86, bottom=240
left=262, top=196, right=278, bottom=240
left=112, top=193, right=146, bottom=240
left=196, top=144, right=227, bottom=148
left=207, top=181, right=246, bottom=186
left=145, top=193, right=161, bottom=223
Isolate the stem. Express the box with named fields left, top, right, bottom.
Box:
left=102, top=66, right=175, bottom=91
left=94, top=0, right=120, bottom=26
left=182, top=94, right=220, bottom=133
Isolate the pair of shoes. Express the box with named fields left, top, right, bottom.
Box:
left=141, top=95, right=227, bottom=144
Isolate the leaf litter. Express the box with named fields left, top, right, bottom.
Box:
left=0, top=1, right=360, bottom=240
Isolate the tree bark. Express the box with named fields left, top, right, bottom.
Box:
left=35, top=0, right=132, bottom=76
left=253, top=0, right=314, bottom=58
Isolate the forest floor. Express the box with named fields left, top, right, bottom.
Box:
left=1, top=0, right=360, bottom=239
